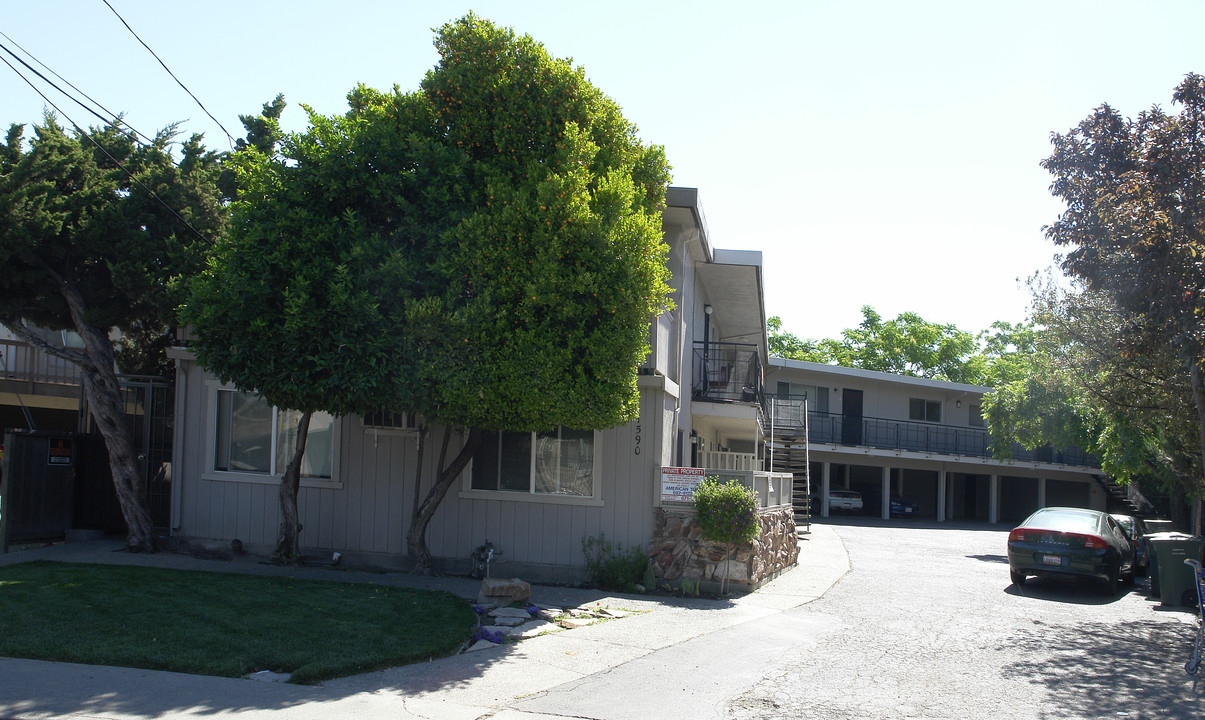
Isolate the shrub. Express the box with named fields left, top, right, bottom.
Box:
left=581, top=533, right=649, bottom=592
left=694, top=476, right=760, bottom=546
left=694, top=476, right=760, bottom=595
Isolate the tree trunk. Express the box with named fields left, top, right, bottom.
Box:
left=721, top=545, right=731, bottom=596
left=78, top=359, right=157, bottom=551
left=411, top=423, right=428, bottom=529
left=276, top=409, right=312, bottom=563
left=8, top=273, right=159, bottom=552
left=1190, top=363, right=1205, bottom=533
left=406, top=426, right=483, bottom=571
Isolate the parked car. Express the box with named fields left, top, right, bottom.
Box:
left=828, top=490, right=863, bottom=512
left=859, top=490, right=919, bottom=518
left=1007, top=507, right=1136, bottom=595
left=889, top=495, right=919, bottom=518
left=1109, top=514, right=1150, bottom=577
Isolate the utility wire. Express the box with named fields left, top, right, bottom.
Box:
left=0, top=29, right=154, bottom=146
left=101, top=0, right=235, bottom=148
left=1, top=52, right=212, bottom=245
left=0, top=38, right=156, bottom=147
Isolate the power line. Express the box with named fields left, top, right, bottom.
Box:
left=101, top=0, right=236, bottom=148
left=0, top=37, right=155, bottom=147
left=1, top=52, right=213, bottom=245
left=0, top=29, right=150, bottom=143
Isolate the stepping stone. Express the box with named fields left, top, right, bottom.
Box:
left=493, top=615, right=528, bottom=627
left=490, top=606, right=532, bottom=619
left=598, top=608, right=633, bottom=618
left=559, top=617, right=595, bottom=629
left=508, top=620, right=556, bottom=638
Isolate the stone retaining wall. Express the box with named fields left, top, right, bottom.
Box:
left=648, top=505, right=799, bottom=591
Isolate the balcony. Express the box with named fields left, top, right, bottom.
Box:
left=697, top=449, right=760, bottom=472
left=771, top=399, right=1098, bottom=468
left=1, top=338, right=84, bottom=388
left=692, top=342, right=767, bottom=415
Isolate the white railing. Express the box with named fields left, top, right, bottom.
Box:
left=695, top=467, right=793, bottom=508
left=699, top=450, right=759, bottom=472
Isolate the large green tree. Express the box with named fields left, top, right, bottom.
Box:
left=0, top=116, right=226, bottom=550
left=983, top=279, right=1199, bottom=525
left=1039, top=73, right=1205, bottom=515
left=185, top=14, right=672, bottom=565
left=768, top=306, right=996, bottom=384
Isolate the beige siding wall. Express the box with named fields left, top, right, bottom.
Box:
left=173, top=358, right=671, bottom=570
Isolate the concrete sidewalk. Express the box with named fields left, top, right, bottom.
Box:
left=0, top=524, right=850, bottom=720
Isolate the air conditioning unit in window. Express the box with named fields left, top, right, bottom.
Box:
left=361, top=410, right=421, bottom=433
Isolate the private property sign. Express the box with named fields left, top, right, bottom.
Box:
left=660, top=466, right=706, bottom=503
left=47, top=437, right=72, bottom=466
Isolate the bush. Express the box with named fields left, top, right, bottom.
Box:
left=581, top=534, right=648, bottom=592
left=694, top=476, right=760, bottom=546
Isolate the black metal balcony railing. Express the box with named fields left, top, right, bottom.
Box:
left=691, top=342, right=767, bottom=417
left=771, top=399, right=1099, bottom=468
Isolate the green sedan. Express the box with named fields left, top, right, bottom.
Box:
left=1007, top=507, right=1136, bottom=595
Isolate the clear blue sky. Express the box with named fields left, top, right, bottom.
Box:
left=3, top=1, right=1203, bottom=340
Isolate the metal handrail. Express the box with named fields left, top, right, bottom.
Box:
left=773, top=402, right=1099, bottom=468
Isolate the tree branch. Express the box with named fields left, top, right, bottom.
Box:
left=0, top=315, right=90, bottom=367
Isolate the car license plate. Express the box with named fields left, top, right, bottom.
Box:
left=1042, top=554, right=1062, bottom=566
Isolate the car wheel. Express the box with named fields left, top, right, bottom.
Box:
left=1009, top=569, right=1027, bottom=587
left=1100, top=566, right=1119, bottom=596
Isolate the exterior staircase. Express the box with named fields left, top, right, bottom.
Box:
left=1093, top=474, right=1159, bottom=517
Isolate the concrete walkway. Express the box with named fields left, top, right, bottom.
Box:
left=0, top=524, right=850, bottom=720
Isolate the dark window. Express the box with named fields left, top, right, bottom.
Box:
left=909, top=398, right=941, bottom=423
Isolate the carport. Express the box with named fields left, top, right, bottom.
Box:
left=808, top=454, right=1106, bottom=524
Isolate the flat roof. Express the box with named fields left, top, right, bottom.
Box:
left=768, top=356, right=992, bottom=394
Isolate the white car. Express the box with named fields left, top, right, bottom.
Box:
left=828, top=490, right=863, bottom=512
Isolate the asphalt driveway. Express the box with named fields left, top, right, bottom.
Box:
left=727, top=518, right=1205, bottom=720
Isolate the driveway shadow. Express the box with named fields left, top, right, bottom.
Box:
left=1003, top=575, right=1154, bottom=605
left=1002, top=618, right=1205, bottom=717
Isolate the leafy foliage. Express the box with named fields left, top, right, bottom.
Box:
left=693, top=476, right=759, bottom=547
left=184, top=14, right=673, bottom=562
left=768, top=308, right=1029, bottom=387
left=581, top=533, right=649, bottom=592
left=186, top=14, right=671, bottom=430
left=983, top=277, right=1197, bottom=517
left=0, top=117, right=223, bottom=357
left=1034, top=73, right=1205, bottom=504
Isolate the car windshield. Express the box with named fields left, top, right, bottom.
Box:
left=1026, top=509, right=1100, bottom=533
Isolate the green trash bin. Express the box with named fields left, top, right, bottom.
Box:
left=1146, top=532, right=1188, bottom=597
left=1150, top=535, right=1205, bottom=607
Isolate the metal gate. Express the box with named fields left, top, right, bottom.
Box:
left=76, top=377, right=175, bottom=532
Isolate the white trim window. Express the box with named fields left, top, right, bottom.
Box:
left=207, top=386, right=338, bottom=485
left=466, top=427, right=601, bottom=505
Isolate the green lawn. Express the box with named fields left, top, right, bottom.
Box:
left=0, top=561, right=477, bottom=684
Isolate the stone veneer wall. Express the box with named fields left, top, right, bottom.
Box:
left=648, top=505, right=799, bottom=590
